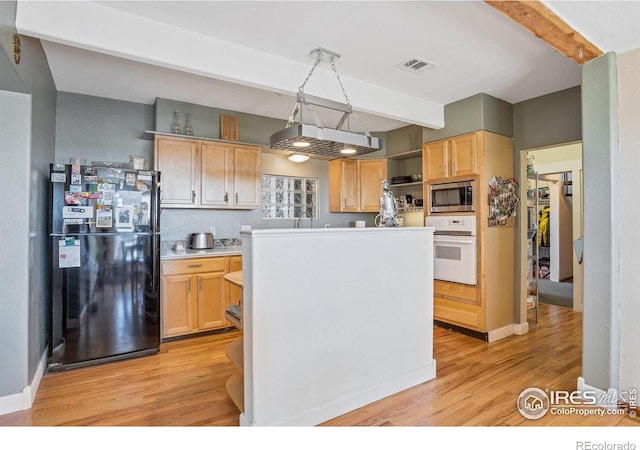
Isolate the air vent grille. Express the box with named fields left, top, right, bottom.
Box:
left=396, top=57, right=437, bottom=74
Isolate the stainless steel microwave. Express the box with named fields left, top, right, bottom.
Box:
left=429, top=180, right=475, bottom=213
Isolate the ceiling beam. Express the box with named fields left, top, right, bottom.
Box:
left=485, top=1, right=603, bottom=65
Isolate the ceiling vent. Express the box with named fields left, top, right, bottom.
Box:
left=396, top=57, right=437, bottom=74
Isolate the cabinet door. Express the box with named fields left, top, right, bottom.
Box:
left=201, top=142, right=231, bottom=207
left=450, top=133, right=478, bottom=177
left=423, top=139, right=449, bottom=179
left=232, top=145, right=261, bottom=209
left=162, top=274, right=196, bottom=338
left=338, top=159, right=359, bottom=212
left=358, top=160, right=387, bottom=212
left=197, top=272, right=227, bottom=330
left=156, top=137, right=198, bottom=206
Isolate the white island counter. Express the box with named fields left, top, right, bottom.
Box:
left=238, top=226, right=435, bottom=426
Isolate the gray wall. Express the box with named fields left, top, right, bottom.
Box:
left=55, top=94, right=377, bottom=243
left=581, top=53, right=620, bottom=391
left=154, top=97, right=286, bottom=146
left=0, top=0, right=57, bottom=401
left=422, top=93, right=513, bottom=142
left=512, top=86, right=582, bottom=152
left=56, top=92, right=154, bottom=164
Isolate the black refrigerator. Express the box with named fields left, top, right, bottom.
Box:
left=48, top=163, right=161, bottom=371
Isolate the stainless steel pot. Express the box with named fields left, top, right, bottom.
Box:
left=190, top=232, right=214, bottom=249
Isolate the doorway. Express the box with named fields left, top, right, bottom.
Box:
left=519, top=143, right=583, bottom=323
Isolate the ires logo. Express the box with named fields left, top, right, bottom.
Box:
left=517, top=387, right=636, bottom=420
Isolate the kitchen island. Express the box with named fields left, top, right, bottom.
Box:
left=238, top=226, right=435, bottom=426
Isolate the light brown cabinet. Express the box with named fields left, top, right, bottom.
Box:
left=161, top=256, right=240, bottom=339
left=328, top=158, right=387, bottom=212
left=425, top=131, right=515, bottom=339
left=155, top=135, right=261, bottom=209
left=423, top=132, right=478, bottom=180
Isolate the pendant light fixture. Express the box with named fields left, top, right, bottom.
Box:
left=270, top=48, right=382, bottom=159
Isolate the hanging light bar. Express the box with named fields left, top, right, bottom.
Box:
left=269, top=48, right=382, bottom=159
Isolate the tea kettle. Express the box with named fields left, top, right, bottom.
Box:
left=190, top=232, right=214, bottom=249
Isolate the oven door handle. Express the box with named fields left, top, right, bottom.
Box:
left=434, top=238, right=476, bottom=245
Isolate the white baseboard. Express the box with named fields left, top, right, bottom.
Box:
left=487, top=324, right=516, bottom=342
left=577, top=376, right=619, bottom=410
left=0, top=347, right=47, bottom=416
left=514, top=322, right=530, bottom=335
left=241, top=360, right=437, bottom=426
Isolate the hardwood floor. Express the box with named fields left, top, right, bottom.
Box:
left=0, top=303, right=637, bottom=427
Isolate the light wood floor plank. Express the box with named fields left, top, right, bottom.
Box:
left=0, top=304, right=637, bottom=427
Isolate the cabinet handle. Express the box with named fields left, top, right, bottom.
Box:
left=235, top=193, right=239, bottom=204
left=192, top=190, right=196, bottom=202
left=187, top=264, right=202, bottom=268
left=224, top=192, right=229, bottom=204
left=451, top=162, right=456, bottom=174
left=199, top=278, right=202, bottom=291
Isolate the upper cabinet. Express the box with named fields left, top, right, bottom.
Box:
left=329, top=158, right=387, bottom=213
left=423, top=132, right=478, bottom=181
left=155, top=135, right=261, bottom=209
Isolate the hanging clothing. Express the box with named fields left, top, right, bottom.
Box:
left=538, top=206, right=550, bottom=247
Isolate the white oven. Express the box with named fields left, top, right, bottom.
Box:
left=425, top=215, right=477, bottom=285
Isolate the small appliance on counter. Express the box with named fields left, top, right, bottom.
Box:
left=190, top=232, right=214, bottom=249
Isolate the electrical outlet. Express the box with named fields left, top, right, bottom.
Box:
left=209, top=226, right=216, bottom=235
left=325, top=224, right=331, bottom=228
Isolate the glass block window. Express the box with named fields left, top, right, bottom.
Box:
left=262, top=174, right=318, bottom=219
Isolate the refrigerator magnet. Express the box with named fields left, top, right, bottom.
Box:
left=71, top=164, right=81, bottom=175
left=96, top=208, right=113, bottom=228
left=62, top=206, right=94, bottom=219
left=64, top=191, right=86, bottom=206
left=51, top=173, right=66, bottom=183
left=98, top=183, right=115, bottom=193
left=84, top=175, right=97, bottom=184
left=71, top=174, right=82, bottom=185
left=115, top=206, right=134, bottom=228
left=125, top=173, right=136, bottom=186
left=52, top=163, right=65, bottom=172
left=84, top=166, right=94, bottom=175
left=58, top=239, right=81, bottom=268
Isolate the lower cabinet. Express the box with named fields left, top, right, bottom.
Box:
left=433, top=280, right=483, bottom=331
left=161, top=256, right=240, bottom=339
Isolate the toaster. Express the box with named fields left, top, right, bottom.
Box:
left=190, top=232, right=214, bottom=249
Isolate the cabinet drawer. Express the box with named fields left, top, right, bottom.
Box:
left=162, top=257, right=228, bottom=275
left=434, top=280, right=477, bottom=304
left=434, top=298, right=481, bottom=330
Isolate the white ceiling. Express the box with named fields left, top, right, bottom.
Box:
left=14, top=1, right=640, bottom=133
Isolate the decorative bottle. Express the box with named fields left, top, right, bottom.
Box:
left=171, top=111, right=182, bottom=134
left=183, top=113, right=193, bottom=136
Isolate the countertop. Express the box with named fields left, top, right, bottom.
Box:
left=161, top=245, right=242, bottom=260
